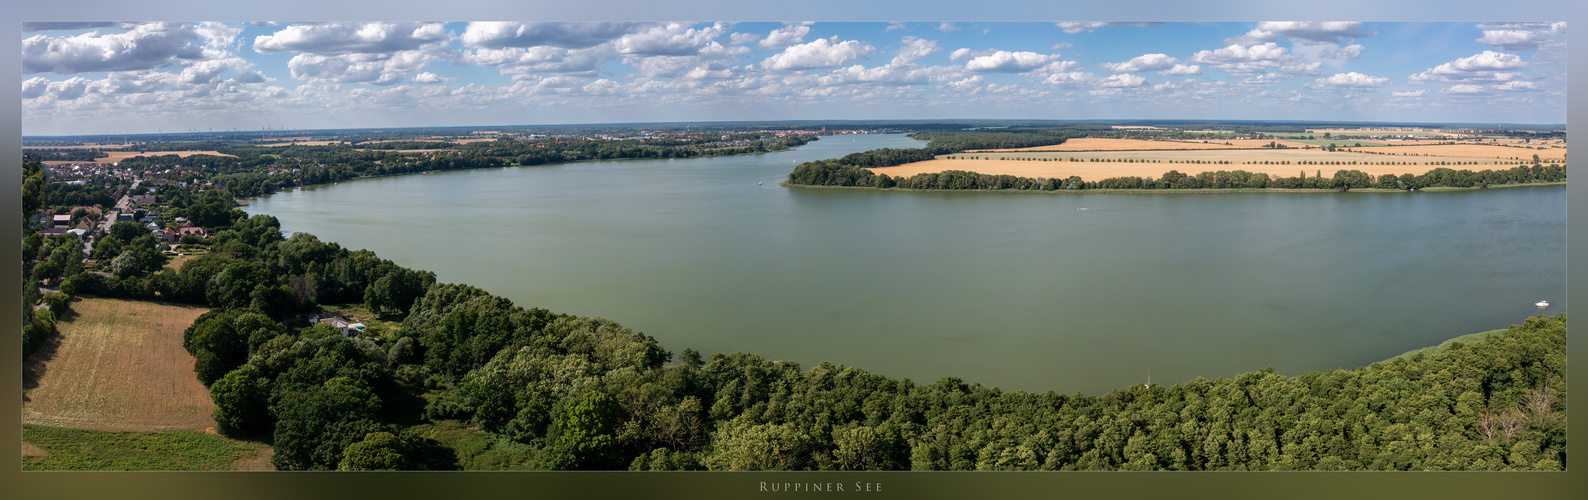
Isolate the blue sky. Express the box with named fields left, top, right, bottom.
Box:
left=19, top=21, right=1568, bottom=135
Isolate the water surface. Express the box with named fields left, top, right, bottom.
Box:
left=247, top=135, right=1566, bottom=394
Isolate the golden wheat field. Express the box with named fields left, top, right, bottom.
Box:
left=39, top=150, right=237, bottom=165
left=874, top=148, right=1526, bottom=181
left=979, top=138, right=1248, bottom=152
left=256, top=140, right=344, bottom=147
left=23, top=298, right=214, bottom=431
left=1377, top=144, right=1567, bottom=161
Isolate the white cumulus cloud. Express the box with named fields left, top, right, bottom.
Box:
left=1158, top=64, right=1202, bottom=76
left=1476, top=30, right=1539, bottom=51
left=460, top=22, right=648, bottom=49
left=254, top=22, right=449, bottom=55
left=1409, top=50, right=1529, bottom=83
left=1191, top=43, right=1317, bottom=76
left=1391, top=89, right=1427, bottom=97
left=1100, top=74, right=1147, bottom=87
left=761, top=37, right=876, bottom=71
left=964, top=51, right=1064, bottom=73
left=1099, top=53, right=1180, bottom=73
left=614, top=23, right=729, bottom=56
left=893, top=36, right=939, bottom=65
left=759, top=25, right=811, bottom=49
left=1040, top=72, right=1097, bottom=86
left=1251, top=22, right=1375, bottom=44
left=23, top=22, right=226, bottom=74
left=1308, top=72, right=1389, bottom=89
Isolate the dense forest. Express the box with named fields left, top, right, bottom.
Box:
left=31, top=195, right=1566, bottom=470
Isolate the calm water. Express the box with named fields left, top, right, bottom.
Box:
left=247, top=135, right=1567, bottom=394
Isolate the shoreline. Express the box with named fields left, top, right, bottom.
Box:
left=235, top=139, right=817, bottom=202
left=781, top=180, right=1565, bottom=194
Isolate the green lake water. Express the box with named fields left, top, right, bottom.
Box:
left=246, top=134, right=1566, bottom=394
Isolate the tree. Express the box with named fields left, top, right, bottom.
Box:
left=210, top=365, right=273, bottom=436
left=553, top=391, right=624, bottom=469
left=109, top=221, right=150, bottom=243
left=702, top=418, right=814, bottom=470
left=91, top=237, right=123, bottom=262
left=188, top=189, right=241, bottom=228
left=339, top=432, right=408, bottom=470
left=271, top=376, right=385, bottom=470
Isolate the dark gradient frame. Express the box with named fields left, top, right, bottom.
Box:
left=5, top=1, right=1582, bottom=499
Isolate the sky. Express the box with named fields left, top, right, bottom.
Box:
left=18, top=21, right=1569, bottom=136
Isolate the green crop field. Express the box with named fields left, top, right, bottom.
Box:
left=22, top=424, right=261, bottom=471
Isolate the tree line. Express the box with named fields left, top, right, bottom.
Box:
left=788, top=160, right=1566, bottom=192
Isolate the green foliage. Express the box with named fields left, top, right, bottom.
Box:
left=553, top=391, right=624, bottom=469
left=271, top=376, right=385, bottom=470
left=184, top=308, right=279, bottom=385
left=338, top=432, right=408, bottom=470
left=22, top=425, right=254, bottom=471
left=109, top=221, right=150, bottom=243
left=210, top=365, right=273, bottom=437
left=703, top=417, right=816, bottom=470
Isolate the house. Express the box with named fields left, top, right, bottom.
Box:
left=145, top=222, right=162, bottom=233
left=117, top=213, right=134, bottom=222
left=308, top=312, right=367, bottom=336
left=73, top=218, right=97, bottom=233
left=132, top=194, right=158, bottom=206
left=177, top=223, right=208, bottom=238
left=159, top=228, right=179, bottom=242
left=52, top=214, right=72, bottom=227
left=174, top=217, right=188, bottom=224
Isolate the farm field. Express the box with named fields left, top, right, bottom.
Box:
left=1282, top=139, right=1393, bottom=147
left=1380, top=143, right=1567, bottom=161
left=256, top=140, right=343, bottom=147
left=38, top=150, right=237, bottom=165
left=22, top=297, right=214, bottom=432
left=876, top=148, right=1523, bottom=181
left=980, top=138, right=1248, bottom=152
left=22, top=425, right=265, bottom=471
left=1303, top=128, right=1445, bottom=136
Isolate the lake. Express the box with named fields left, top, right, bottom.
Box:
left=246, top=134, right=1567, bottom=394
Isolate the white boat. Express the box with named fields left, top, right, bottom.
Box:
left=1536, top=301, right=1549, bottom=307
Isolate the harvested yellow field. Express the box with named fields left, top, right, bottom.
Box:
left=256, top=140, right=343, bottom=147
left=981, top=138, right=1247, bottom=152
left=1306, top=128, right=1443, bottom=135
left=41, top=150, right=236, bottom=165
left=1380, top=144, right=1566, bottom=161
left=23, top=298, right=213, bottom=431
left=876, top=149, right=1521, bottom=181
